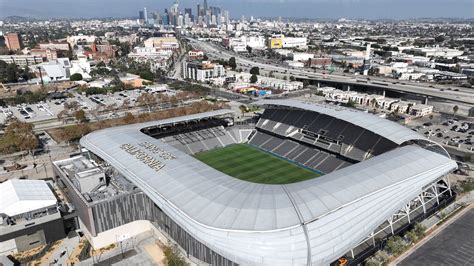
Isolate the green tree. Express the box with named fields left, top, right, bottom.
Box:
left=0, top=62, right=20, bottom=83
left=0, top=120, right=38, bottom=154
left=250, top=74, right=258, bottom=84
left=74, top=109, right=87, bottom=123
left=96, top=61, right=106, bottom=68
left=414, top=223, right=426, bottom=238
left=406, top=230, right=418, bottom=243
left=139, top=70, right=154, bottom=81
left=452, top=105, right=459, bottom=118
left=385, top=236, right=406, bottom=255
left=250, top=67, right=260, bottom=75
left=435, top=35, right=445, bottom=43
left=70, top=73, right=83, bottom=81
left=346, top=99, right=356, bottom=108
left=228, top=57, right=237, bottom=70
left=246, top=45, right=252, bottom=54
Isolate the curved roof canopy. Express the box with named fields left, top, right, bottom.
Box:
left=80, top=107, right=457, bottom=265
left=255, top=99, right=427, bottom=145
left=81, top=110, right=454, bottom=231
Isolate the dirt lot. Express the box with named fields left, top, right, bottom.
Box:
left=1, top=82, right=75, bottom=98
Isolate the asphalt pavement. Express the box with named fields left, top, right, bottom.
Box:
left=399, top=207, right=474, bottom=266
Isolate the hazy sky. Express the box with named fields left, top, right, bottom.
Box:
left=0, top=0, right=472, bottom=19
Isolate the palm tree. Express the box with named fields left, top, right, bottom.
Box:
left=452, top=105, right=459, bottom=118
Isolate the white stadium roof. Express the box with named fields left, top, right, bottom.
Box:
left=0, top=179, right=57, bottom=217
left=255, top=99, right=428, bottom=145
left=80, top=104, right=457, bottom=265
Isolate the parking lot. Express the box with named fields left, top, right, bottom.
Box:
left=400, top=208, right=474, bottom=266
left=0, top=86, right=177, bottom=124
left=414, top=118, right=474, bottom=152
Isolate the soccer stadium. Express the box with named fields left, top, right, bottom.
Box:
left=54, top=99, right=457, bottom=265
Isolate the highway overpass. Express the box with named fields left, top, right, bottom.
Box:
left=188, top=37, right=474, bottom=106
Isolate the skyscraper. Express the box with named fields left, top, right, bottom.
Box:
left=184, top=8, right=193, bottom=22
left=223, top=10, right=229, bottom=24
left=203, top=0, right=208, bottom=13
left=171, top=1, right=179, bottom=14
left=144, top=7, right=148, bottom=24
left=163, top=9, right=170, bottom=25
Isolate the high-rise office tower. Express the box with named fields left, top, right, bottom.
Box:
left=171, top=1, right=179, bottom=14
left=185, top=8, right=193, bottom=22
left=144, top=7, right=148, bottom=24
left=223, top=10, right=229, bottom=24
left=163, top=9, right=170, bottom=25
left=203, top=0, right=208, bottom=13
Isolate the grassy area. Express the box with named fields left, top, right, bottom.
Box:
left=194, top=144, right=321, bottom=184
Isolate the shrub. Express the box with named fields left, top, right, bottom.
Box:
left=163, top=244, right=188, bottom=266
left=70, top=73, right=83, bottom=81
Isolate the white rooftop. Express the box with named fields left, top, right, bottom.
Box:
left=79, top=107, right=457, bottom=265
left=0, top=179, right=57, bottom=217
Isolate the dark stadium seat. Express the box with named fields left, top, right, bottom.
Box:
left=286, top=145, right=308, bottom=160
left=273, top=140, right=299, bottom=157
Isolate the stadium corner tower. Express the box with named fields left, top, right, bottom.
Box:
left=55, top=99, right=457, bottom=265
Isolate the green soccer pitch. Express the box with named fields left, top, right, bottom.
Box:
left=193, top=144, right=321, bottom=184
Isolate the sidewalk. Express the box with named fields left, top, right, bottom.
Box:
left=44, top=235, right=80, bottom=265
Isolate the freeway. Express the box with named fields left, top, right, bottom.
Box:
left=188, top=38, right=474, bottom=105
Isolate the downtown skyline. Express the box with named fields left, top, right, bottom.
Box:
left=0, top=0, right=473, bottom=20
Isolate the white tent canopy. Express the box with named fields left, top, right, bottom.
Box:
left=0, top=179, right=57, bottom=217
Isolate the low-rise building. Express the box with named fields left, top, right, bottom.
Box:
left=188, top=50, right=204, bottom=60
left=39, top=42, right=70, bottom=51
left=306, top=57, right=332, bottom=68
left=143, top=37, right=179, bottom=51
left=182, top=61, right=226, bottom=82
left=291, top=52, right=314, bottom=62
left=53, top=155, right=156, bottom=250
left=67, top=35, right=96, bottom=46
left=410, top=104, right=434, bottom=117
left=230, top=72, right=303, bottom=91
left=224, top=36, right=266, bottom=52
left=269, top=35, right=307, bottom=49
left=390, top=101, right=413, bottom=114
left=0, top=55, right=44, bottom=67
left=34, top=59, right=70, bottom=82
left=0, top=179, right=65, bottom=255
left=30, top=48, right=58, bottom=61
left=408, top=47, right=463, bottom=59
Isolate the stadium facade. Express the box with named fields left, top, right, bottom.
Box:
left=53, top=100, right=457, bottom=265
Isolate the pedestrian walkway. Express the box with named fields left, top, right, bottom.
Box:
left=44, top=234, right=80, bottom=265
left=420, top=191, right=474, bottom=231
